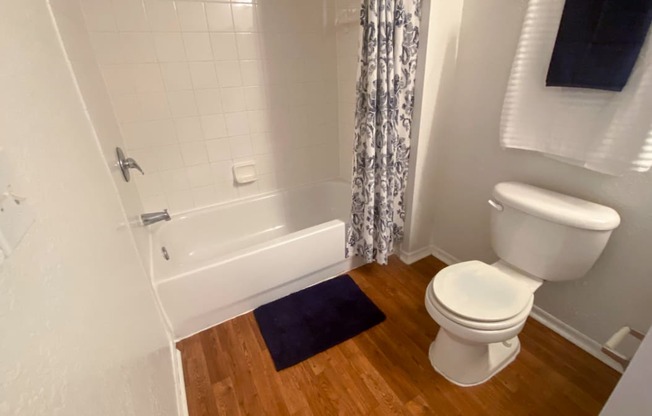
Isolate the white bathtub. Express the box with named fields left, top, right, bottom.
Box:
left=151, top=180, right=363, bottom=339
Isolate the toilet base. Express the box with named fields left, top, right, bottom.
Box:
left=429, top=329, right=520, bottom=387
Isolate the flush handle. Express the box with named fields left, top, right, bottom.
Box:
left=488, top=199, right=504, bottom=212
left=116, top=147, right=144, bottom=182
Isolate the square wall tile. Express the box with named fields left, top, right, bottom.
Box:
left=244, top=86, right=267, bottom=110
left=231, top=4, right=257, bottom=32
left=215, top=61, right=242, bottom=87
left=235, top=33, right=261, bottom=60
left=251, top=132, right=274, bottom=154
left=160, top=168, right=191, bottom=191
left=210, top=33, right=238, bottom=61
left=186, top=164, right=213, bottom=187
left=142, top=194, right=167, bottom=212
left=153, top=33, right=186, bottom=62
left=247, top=110, right=271, bottom=134
left=201, top=114, right=228, bottom=139
left=220, top=87, right=246, bottom=112
left=194, top=89, right=223, bottom=115
left=167, top=90, right=198, bottom=117
left=206, top=138, right=232, bottom=161
left=137, top=92, right=171, bottom=121
left=81, top=0, right=116, bottom=31
left=131, top=63, right=165, bottom=93
left=160, top=62, right=193, bottom=91
left=215, top=181, right=238, bottom=202
left=228, top=134, right=253, bottom=158
left=240, top=60, right=265, bottom=86
left=166, top=189, right=195, bottom=212
left=102, top=65, right=136, bottom=95
left=189, top=62, right=219, bottom=89
left=257, top=173, right=279, bottom=193
left=175, top=117, right=204, bottom=142
left=153, top=145, right=185, bottom=171
left=176, top=1, right=207, bottom=32
left=120, top=32, right=156, bottom=63
left=113, top=0, right=149, bottom=31
left=192, top=185, right=220, bottom=207
left=206, top=3, right=234, bottom=32
left=180, top=142, right=209, bottom=166
left=146, top=0, right=180, bottom=32
left=135, top=172, right=164, bottom=198
left=182, top=33, right=212, bottom=61
left=237, top=181, right=259, bottom=198
left=225, top=112, right=250, bottom=136
left=211, top=160, right=232, bottom=182
left=90, top=32, right=125, bottom=64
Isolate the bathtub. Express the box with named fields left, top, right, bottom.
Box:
left=151, top=180, right=363, bottom=339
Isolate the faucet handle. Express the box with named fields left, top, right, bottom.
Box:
left=125, top=157, right=144, bottom=175
left=116, top=147, right=144, bottom=182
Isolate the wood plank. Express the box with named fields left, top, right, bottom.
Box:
left=178, top=255, right=620, bottom=416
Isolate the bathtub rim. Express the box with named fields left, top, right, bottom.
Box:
left=153, top=218, right=348, bottom=285
left=147, top=178, right=352, bottom=280
left=150, top=178, right=351, bottom=227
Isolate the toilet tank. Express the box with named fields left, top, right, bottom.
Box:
left=490, top=182, right=620, bottom=282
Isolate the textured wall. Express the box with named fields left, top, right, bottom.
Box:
left=422, top=0, right=652, bottom=343
left=80, top=0, right=341, bottom=214
left=0, top=0, right=179, bottom=414
left=50, top=0, right=152, bottom=265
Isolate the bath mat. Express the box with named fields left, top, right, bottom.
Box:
left=253, top=275, right=386, bottom=371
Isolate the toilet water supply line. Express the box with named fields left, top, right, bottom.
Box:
left=488, top=199, right=504, bottom=211
left=602, top=326, right=646, bottom=369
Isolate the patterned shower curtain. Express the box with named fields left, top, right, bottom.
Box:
left=347, top=0, right=422, bottom=264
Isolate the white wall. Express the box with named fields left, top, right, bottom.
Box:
left=50, top=0, right=152, bottom=263
left=79, top=0, right=341, bottom=214
left=0, top=0, right=179, bottom=414
left=402, top=0, right=463, bottom=258
left=335, top=0, right=359, bottom=181
left=411, top=0, right=652, bottom=345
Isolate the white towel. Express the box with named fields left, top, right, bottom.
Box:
left=500, top=0, right=652, bottom=176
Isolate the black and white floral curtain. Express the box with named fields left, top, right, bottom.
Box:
left=347, top=0, right=422, bottom=265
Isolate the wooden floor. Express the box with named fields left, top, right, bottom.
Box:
left=177, top=256, right=621, bottom=416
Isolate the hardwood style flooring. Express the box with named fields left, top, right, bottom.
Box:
left=177, top=256, right=621, bottom=416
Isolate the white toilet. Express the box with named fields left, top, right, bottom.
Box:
left=425, top=182, right=620, bottom=387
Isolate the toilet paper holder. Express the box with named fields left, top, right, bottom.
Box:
left=602, top=326, right=645, bottom=369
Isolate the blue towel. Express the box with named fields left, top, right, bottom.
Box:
left=546, top=0, right=652, bottom=91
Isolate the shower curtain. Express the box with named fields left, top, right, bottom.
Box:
left=347, top=0, right=422, bottom=265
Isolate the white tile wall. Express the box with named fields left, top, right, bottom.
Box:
left=335, top=0, right=360, bottom=181
left=82, top=0, right=344, bottom=213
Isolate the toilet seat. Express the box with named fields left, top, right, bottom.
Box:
left=427, top=285, right=533, bottom=331
left=428, top=261, right=534, bottom=331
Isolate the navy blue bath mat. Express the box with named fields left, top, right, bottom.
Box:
left=253, top=275, right=386, bottom=371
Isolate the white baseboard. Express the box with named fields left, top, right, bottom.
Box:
left=428, top=245, right=623, bottom=373
left=399, top=245, right=436, bottom=264
left=429, top=245, right=461, bottom=265
left=529, top=306, right=622, bottom=372
left=172, top=345, right=189, bottom=416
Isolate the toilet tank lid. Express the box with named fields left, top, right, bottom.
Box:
left=492, top=182, right=621, bottom=231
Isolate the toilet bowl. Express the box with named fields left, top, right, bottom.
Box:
left=425, top=261, right=536, bottom=386
left=425, top=182, right=620, bottom=386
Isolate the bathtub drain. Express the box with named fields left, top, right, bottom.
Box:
left=161, top=246, right=170, bottom=261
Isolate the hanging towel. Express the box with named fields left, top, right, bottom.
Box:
left=500, top=0, right=652, bottom=176
left=546, top=0, right=652, bottom=91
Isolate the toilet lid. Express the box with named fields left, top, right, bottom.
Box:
left=432, top=261, right=533, bottom=322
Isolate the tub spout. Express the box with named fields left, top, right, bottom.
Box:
left=141, top=209, right=171, bottom=226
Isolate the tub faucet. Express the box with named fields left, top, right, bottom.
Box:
left=141, top=209, right=171, bottom=226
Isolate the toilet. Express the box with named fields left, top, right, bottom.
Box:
left=425, top=182, right=620, bottom=387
